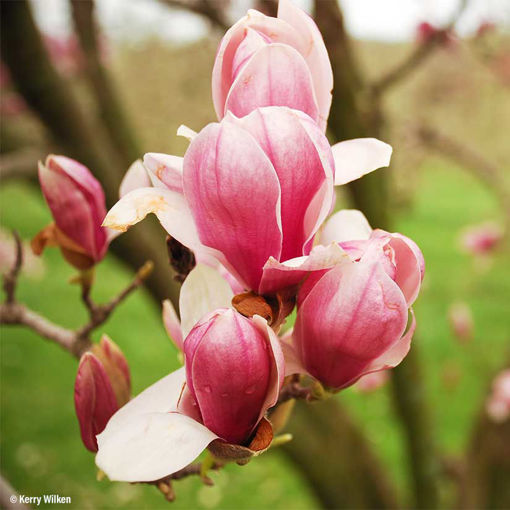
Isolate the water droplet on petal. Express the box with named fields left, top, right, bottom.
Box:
left=203, top=385, right=212, bottom=393
left=244, top=385, right=256, bottom=395
left=220, top=392, right=229, bottom=398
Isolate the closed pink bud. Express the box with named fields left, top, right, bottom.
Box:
left=184, top=309, right=279, bottom=445
left=293, top=252, right=409, bottom=389
left=212, top=0, right=333, bottom=131
left=74, top=336, right=131, bottom=452
left=32, top=155, right=109, bottom=270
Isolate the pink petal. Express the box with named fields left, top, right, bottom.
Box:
left=162, top=299, right=183, bottom=351
left=143, top=153, right=183, bottom=193
left=259, top=242, right=348, bottom=295
left=252, top=315, right=285, bottom=420
left=320, top=209, right=373, bottom=245
left=231, top=107, right=332, bottom=261
left=119, top=160, right=151, bottom=198
left=332, top=138, right=392, bottom=186
left=393, top=232, right=425, bottom=281
left=277, top=0, right=333, bottom=131
left=183, top=121, right=282, bottom=291
left=225, top=44, right=319, bottom=122
left=96, top=412, right=217, bottom=482
left=179, top=263, right=234, bottom=339
left=231, top=28, right=270, bottom=80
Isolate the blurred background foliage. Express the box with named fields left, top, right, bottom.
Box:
left=1, top=0, right=509, bottom=508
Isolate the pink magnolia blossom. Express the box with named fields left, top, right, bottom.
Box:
left=460, top=221, right=503, bottom=256
left=285, top=209, right=422, bottom=389
left=355, top=371, right=389, bottom=393
left=104, top=107, right=392, bottom=295
left=95, top=267, right=284, bottom=482
left=212, top=0, right=333, bottom=131
left=74, top=335, right=131, bottom=452
left=448, top=302, right=474, bottom=343
left=486, top=369, right=510, bottom=423
left=32, top=155, right=110, bottom=270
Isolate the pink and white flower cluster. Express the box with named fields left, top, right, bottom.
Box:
left=35, top=0, right=424, bottom=483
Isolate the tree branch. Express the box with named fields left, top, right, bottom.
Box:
left=0, top=234, right=153, bottom=358
left=157, top=0, right=229, bottom=30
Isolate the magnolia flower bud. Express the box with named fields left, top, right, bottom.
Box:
left=32, top=155, right=109, bottom=270
left=212, top=0, right=333, bottom=131
left=74, top=336, right=130, bottom=452
left=184, top=309, right=274, bottom=445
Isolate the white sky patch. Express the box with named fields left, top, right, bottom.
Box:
left=30, top=0, right=510, bottom=44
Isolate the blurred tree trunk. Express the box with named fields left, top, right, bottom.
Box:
left=314, top=1, right=440, bottom=508
left=0, top=0, right=179, bottom=306
left=70, top=0, right=142, bottom=169
left=283, top=399, right=400, bottom=509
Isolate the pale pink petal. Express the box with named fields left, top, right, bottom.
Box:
left=119, top=160, right=151, bottom=198
left=162, top=299, right=183, bottom=351
left=332, top=138, right=392, bottom=186
left=231, top=28, right=270, bottom=80
left=179, top=263, right=234, bottom=339
left=277, top=0, right=333, bottom=131
left=225, top=44, right=319, bottom=122
left=280, top=337, right=307, bottom=377
left=102, top=187, right=202, bottom=255
left=393, top=232, right=425, bottom=281
left=259, top=242, right=348, bottom=295
left=143, top=153, right=183, bottom=193
left=96, top=412, right=217, bottom=482
left=320, top=209, right=373, bottom=245
left=183, top=121, right=282, bottom=291
left=252, top=315, right=285, bottom=420
left=231, top=107, right=331, bottom=261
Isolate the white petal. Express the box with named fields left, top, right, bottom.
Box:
left=177, top=124, right=197, bottom=141
left=96, top=412, right=217, bottom=482
left=320, top=209, right=372, bottom=245
left=332, top=138, right=392, bottom=186
left=102, top=187, right=202, bottom=253
left=180, top=263, right=234, bottom=339
left=119, top=160, right=151, bottom=198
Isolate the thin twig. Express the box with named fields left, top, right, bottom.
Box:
left=157, top=0, right=229, bottom=30
left=1, top=234, right=153, bottom=358
left=3, top=231, right=22, bottom=304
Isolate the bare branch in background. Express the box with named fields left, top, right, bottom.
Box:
left=69, top=0, right=142, bottom=168
left=0, top=233, right=153, bottom=358
left=414, top=123, right=510, bottom=233
left=370, top=0, right=469, bottom=97
left=157, top=0, right=229, bottom=30
left=0, top=147, right=45, bottom=181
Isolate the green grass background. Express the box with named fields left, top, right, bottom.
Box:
left=1, top=35, right=509, bottom=509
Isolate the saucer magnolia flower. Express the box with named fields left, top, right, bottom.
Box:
left=95, top=274, right=283, bottom=481
left=486, top=369, right=510, bottom=423
left=32, top=155, right=109, bottom=270
left=448, top=302, right=474, bottom=343
left=212, top=0, right=333, bottom=131
left=74, top=335, right=131, bottom=452
left=104, top=106, right=392, bottom=295
left=288, top=209, right=423, bottom=389
left=460, top=221, right=503, bottom=256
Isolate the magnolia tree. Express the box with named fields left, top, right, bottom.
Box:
left=1, top=1, right=427, bottom=500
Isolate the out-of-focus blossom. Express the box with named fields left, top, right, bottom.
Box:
left=95, top=267, right=284, bottom=482
left=448, top=302, right=474, bottom=343
left=0, top=229, right=45, bottom=279
left=74, top=335, right=131, bottom=452
left=212, top=0, right=333, bottom=131
left=476, top=21, right=496, bottom=38
left=486, top=369, right=510, bottom=423
left=32, top=155, right=110, bottom=270
left=416, top=22, right=455, bottom=47
left=104, top=107, right=392, bottom=295
left=460, top=221, right=503, bottom=257
left=284, top=209, right=421, bottom=389
left=355, top=371, right=389, bottom=393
